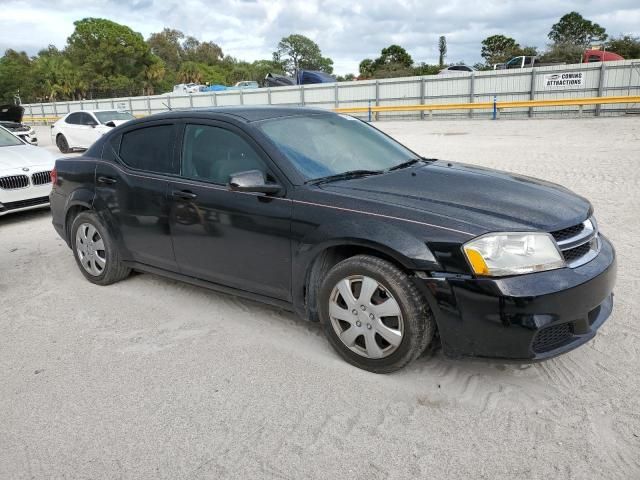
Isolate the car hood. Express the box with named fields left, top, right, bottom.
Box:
left=0, top=145, right=56, bottom=173
left=321, top=161, right=591, bottom=233
left=0, top=104, right=24, bottom=123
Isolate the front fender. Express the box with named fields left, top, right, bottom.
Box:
left=291, top=217, right=442, bottom=320
left=298, top=218, right=438, bottom=270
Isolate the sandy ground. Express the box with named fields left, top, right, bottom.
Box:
left=1, top=118, right=639, bottom=479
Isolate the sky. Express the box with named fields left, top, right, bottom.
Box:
left=1, top=0, right=639, bottom=74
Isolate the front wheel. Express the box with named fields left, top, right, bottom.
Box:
left=70, top=211, right=130, bottom=285
left=56, top=134, right=70, bottom=154
left=318, top=255, right=435, bottom=373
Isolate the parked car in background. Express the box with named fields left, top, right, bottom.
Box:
left=171, top=83, right=202, bottom=94
left=265, top=73, right=296, bottom=87
left=582, top=49, right=624, bottom=63
left=497, top=56, right=563, bottom=69
left=50, top=107, right=615, bottom=373
left=232, top=81, right=259, bottom=89
left=51, top=110, right=135, bottom=153
left=264, top=70, right=336, bottom=87
left=438, top=65, right=476, bottom=75
left=0, top=104, right=38, bottom=145
left=0, top=126, right=55, bottom=216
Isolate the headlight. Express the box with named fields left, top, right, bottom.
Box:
left=463, top=232, right=565, bottom=277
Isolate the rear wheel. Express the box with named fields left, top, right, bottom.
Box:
left=318, top=255, right=435, bottom=373
left=70, top=211, right=130, bottom=285
left=56, top=134, right=70, bottom=154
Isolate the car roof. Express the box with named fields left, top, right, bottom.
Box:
left=144, top=106, right=332, bottom=123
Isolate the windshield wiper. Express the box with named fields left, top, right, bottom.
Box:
left=386, top=158, right=424, bottom=172
left=306, top=169, right=382, bottom=185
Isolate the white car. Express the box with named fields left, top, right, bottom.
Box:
left=170, top=83, right=202, bottom=94
left=0, top=126, right=56, bottom=216
left=51, top=110, right=135, bottom=153
left=438, top=65, right=476, bottom=75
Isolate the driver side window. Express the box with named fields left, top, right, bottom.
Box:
left=181, top=124, right=266, bottom=185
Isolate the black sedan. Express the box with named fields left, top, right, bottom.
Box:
left=50, top=107, right=616, bottom=373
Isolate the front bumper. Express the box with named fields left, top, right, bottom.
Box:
left=418, top=235, right=616, bottom=361
left=0, top=184, right=52, bottom=216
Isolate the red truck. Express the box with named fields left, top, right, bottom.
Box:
left=582, top=49, right=624, bottom=63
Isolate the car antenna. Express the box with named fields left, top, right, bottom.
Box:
left=162, top=102, right=172, bottom=111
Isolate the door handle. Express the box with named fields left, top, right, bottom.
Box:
left=97, top=176, right=117, bottom=185
left=172, top=190, right=198, bottom=200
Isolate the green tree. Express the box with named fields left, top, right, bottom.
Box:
left=182, top=36, right=223, bottom=65
left=0, top=49, right=35, bottom=103
left=67, top=18, right=161, bottom=98
left=607, top=35, right=640, bottom=59
left=481, top=35, right=521, bottom=65
left=273, top=34, right=334, bottom=75
left=31, top=46, right=84, bottom=101
left=177, top=61, right=205, bottom=83
left=438, top=36, right=447, bottom=67
left=548, top=12, right=607, bottom=47
left=336, top=73, right=356, bottom=82
left=147, top=28, right=184, bottom=72
left=359, top=59, right=375, bottom=77
left=539, top=43, right=586, bottom=64
left=413, top=63, right=441, bottom=76
left=375, top=45, right=413, bottom=68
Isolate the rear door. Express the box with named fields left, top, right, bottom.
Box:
left=61, top=112, right=85, bottom=147
left=94, top=121, right=179, bottom=271
left=76, top=112, right=102, bottom=147
left=168, top=121, right=293, bottom=300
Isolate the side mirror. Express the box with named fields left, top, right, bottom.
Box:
left=105, top=121, right=116, bottom=128
left=228, top=170, right=282, bottom=195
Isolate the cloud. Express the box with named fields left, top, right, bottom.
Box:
left=1, top=0, right=639, bottom=74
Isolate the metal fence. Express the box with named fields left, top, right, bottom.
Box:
left=22, top=60, right=640, bottom=122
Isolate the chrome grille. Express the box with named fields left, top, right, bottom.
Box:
left=551, top=218, right=599, bottom=268
left=551, top=223, right=585, bottom=242
left=0, top=174, right=29, bottom=190
left=31, top=171, right=52, bottom=186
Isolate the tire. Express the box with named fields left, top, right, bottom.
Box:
left=56, top=134, right=70, bottom=154
left=318, top=255, right=435, bottom=373
left=70, top=211, right=130, bottom=286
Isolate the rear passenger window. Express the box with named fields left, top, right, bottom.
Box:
left=119, top=125, right=177, bottom=174
left=66, top=113, right=82, bottom=125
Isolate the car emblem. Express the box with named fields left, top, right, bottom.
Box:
left=22, top=167, right=29, bottom=172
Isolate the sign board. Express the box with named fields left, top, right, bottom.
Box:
left=543, top=72, right=584, bottom=89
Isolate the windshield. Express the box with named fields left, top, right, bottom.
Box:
left=94, top=111, right=135, bottom=124
left=257, top=114, right=419, bottom=181
left=0, top=127, right=23, bottom=147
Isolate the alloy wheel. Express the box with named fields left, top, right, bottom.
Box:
left=329, top=275, right=404, bottom=359
left=75, top=223, right=107, bottom=276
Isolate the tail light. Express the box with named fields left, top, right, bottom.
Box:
left=50, top=166, right=58, bottom=186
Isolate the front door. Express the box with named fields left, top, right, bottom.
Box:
left=169, top=122, right=292, bottom=300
